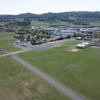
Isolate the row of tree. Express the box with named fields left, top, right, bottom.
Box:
left=14, top=26, right=49, bottom=42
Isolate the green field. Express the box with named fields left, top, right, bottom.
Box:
left=0, top=32, right=19, bottom=53
left=31, top=21, right=100, bottom=27
left=19, top=41, right=100, bottom=100
left=0, top=56, right=68, bottom=100
left=31, top=21, right=71, bottom=26
left=89, top=21, right=100, bottom=26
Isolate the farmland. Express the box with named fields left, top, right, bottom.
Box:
left=31, top=21, right=71, bottom=26
left=89, top=21, right=100, bottom=26
left=19, top=41, right=100, bottom=100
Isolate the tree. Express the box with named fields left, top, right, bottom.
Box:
left=15, top=26, right=31, bottom=42
left=26, top=35, right=31, bottom=42
left=20, top=35, right=25, bottom=41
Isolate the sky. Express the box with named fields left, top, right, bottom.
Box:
left=0, top=0, right=100, bottom=15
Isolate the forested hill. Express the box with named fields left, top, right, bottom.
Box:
left=0, top=11, right=100, bottom=22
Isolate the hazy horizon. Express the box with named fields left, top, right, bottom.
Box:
left=0, top=0, right=100, bottom=15
left=0, top=11, right=100, bottom=16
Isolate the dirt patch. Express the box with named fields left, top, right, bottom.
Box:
left=71, top=49, right=79, bottom=52
left=36, top=83, right=48, bottom=94
left=0, top=48, right=6, bottom=54
left=66, top=47, right=79, bottom=52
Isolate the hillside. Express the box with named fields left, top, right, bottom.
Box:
left=0, top=11, right=100, bottom=23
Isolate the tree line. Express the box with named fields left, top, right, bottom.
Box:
left=1, top=12, right=100, bottom=23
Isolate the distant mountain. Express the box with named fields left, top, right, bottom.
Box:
left=0, top=11, right=100, bottom=22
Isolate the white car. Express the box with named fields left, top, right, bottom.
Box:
left=76, top=44, right=87, bottom=48
left=82, top=42, right=89, bottom=45
left=76, top=42, right=89, bottom=48
left=15, top=40, right=20, bottom=43
left=21, top=43, right=27, bottom=47
left=76, top=37, right=82, bottom=40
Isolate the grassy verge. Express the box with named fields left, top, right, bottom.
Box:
left=0, top=56, right=69, bottom=100
left=0, top=32, right=20, bottom=53
left=19, top=41, right=100, bottom=100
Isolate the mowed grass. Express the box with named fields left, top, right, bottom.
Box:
left=19, top=41, right=100, bottom=100
left=0, top=56, right=69, bottom=100
left=0, top=32, right=13, bottom=39
left=0, top=32, right=19, bottom=53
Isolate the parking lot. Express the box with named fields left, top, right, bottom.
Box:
left=13, top=39, right=75, bottom=51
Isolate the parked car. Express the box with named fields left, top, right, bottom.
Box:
left=76, top=44, right=87, bottom=48
left=76, top=42, right=89, bottom=48
left=15, top=40, right=20, bottom=43
left=76, top=37, right=82, bottom=40
left=21, top=43, right=27, bottom=47
left=31, top=41, right=42, bottom=45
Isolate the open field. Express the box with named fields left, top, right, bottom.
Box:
left=31, top=21, right=100, bottom=27
left=0, top=32, right=14, bottom=39
left=89, top=21, right=100, bottom=26
left=19, top=41, right=100, bottom=100
left=0, top=32, right=19, bottom=53
left=31, top=21, right=71, bottom=26
left=31, top=21, right=50, bottom=26
left=0, top=56, right=68, bottom=100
